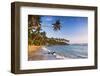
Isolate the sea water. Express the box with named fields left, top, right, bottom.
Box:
left=43, top=44, right=88, bottom=59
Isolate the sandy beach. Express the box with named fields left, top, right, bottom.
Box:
left=28, top=44, right=87, bottom=60
left=28, top=45, right=63, bottom=61
left=28, top=45, right=43, bottom=60
left=28, top=45, right=42, bottom=52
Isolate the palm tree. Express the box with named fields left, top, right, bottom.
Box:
left=52, top=20, right=62, bottom=31
left=39, top=31, right=47, bottom=45
left=28, top=15, right=41, bottom=31
left=28, top=15, right=42, bottom=45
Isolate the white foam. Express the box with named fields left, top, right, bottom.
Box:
left=42, top=47, right=66, bottom=59
left=42, top=47, right=51, bottom=52
left=55, top=53, right=66, bottom=59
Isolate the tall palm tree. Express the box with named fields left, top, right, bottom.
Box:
left=28, top=15, right=42, bottom=45
left=28, top=15, right=41, bottom=31
left=52, top=20, right=62, bottom=31
left=39, top=31, right=47, bottom=45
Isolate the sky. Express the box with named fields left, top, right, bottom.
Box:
left=39, top=15, right=88, bottom=44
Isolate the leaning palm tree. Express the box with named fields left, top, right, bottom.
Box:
left=28, top=15, right=41, bottom=31
left=52, top=20, right=62, bottom=31
left=28, top=15, right=42, bottom=45
left=39, top=31, right=47, bottom=45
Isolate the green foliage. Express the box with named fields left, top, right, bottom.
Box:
left=28, top=16, right=69, bottom=46
left=47, top=38, right=68, bottom=45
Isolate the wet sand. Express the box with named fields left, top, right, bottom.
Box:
left=28, top=45, right=62, bottom=61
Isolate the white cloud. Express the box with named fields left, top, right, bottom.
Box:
left=44, top=17, right=53, bottom=21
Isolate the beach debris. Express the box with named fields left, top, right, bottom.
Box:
left=48, top=51, right=56, bottom=55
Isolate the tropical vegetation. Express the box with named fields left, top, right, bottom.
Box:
left=28, top=15, right=69, bottom=46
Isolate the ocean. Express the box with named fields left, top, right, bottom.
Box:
left=42, top=44, right=88, bottom=59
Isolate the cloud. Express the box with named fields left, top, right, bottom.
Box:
left=44, top=16, right=53, bottom=21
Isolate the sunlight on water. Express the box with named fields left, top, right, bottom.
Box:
left=44, top=44, right=88, bottom=59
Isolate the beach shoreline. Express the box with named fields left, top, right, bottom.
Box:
left=28, top=45, right=65, bottom=61
left=28, top=44, right=87, bottom=61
